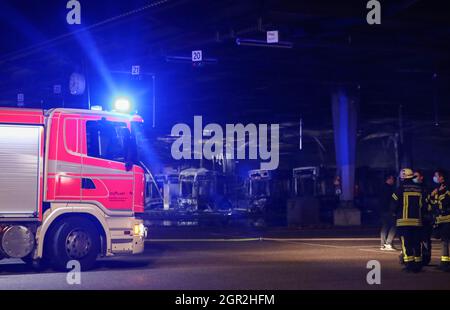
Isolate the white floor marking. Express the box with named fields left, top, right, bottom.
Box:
left=146, top=237, right=379, bottom=242
left=359, top=248, right=400, bottom=255
left=146, top=238, right=261, bottom=242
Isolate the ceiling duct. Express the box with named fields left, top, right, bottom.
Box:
left=235, top=38, right=293, bottom=49
left=165, top=56, right=218, bottom=65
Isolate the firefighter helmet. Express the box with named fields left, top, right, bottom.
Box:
left=400, top=168, right=414, bottom=180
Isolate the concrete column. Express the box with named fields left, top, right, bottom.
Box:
left=332, top=87, right=361, bottom=226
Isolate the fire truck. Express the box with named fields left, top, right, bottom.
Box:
left=0, top=108, right=147, bottom=270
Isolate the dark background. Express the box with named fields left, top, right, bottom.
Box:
left=0, top=0, right=449, bottom=173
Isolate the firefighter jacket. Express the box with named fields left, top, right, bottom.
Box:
left=422, top=187, right=435, bottom=226
left=391, top=180, right=426, bottom=227
left=429, top=183, right=450, bottom=225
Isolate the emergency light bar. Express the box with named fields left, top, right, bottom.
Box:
left=114, top=97, right=131, bottom=113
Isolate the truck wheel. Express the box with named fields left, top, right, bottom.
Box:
left=49, top=217, right=100, bottom=271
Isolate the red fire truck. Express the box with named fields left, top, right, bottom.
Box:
left=0, top=108, right=147, bottom=270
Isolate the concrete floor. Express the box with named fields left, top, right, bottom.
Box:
left=1, top=235, right=449, bottom=290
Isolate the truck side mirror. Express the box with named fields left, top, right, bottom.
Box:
left=125, top=161, right=133, bottom=171
left=122, top=127, right=137, bottom=171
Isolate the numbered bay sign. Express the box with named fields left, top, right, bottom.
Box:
left=192, top=50, right=203, bottom=62
left=267, top=30, right=279, bottom=43
left=53, top=84, right=62, bottom=94
left=17, top=93, right=24, bottom=107
left=132, top=65, right=140, bottom=76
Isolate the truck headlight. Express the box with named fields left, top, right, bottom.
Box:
left=133, top=223, right=147, bottom=238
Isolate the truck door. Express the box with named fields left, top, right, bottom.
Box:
left=80, top=118, right=134, bottom=212
left=46, top=113, right=82, bottom=202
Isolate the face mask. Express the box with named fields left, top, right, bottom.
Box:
left=433, top=176, right=440, bottom=184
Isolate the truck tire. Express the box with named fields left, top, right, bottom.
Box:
left=49, top=217, right=100, bottom=271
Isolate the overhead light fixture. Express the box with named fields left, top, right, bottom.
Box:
left=165, top=56, right=218, bottom=65
left=236, top=38, right=293, bottom=49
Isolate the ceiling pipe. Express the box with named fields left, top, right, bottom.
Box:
left=235, top=38, right=293, bottom=49
left=165, top=55, right=218, bottom=64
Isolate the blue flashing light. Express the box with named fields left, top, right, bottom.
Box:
left=114, top=96, right=131, bottom=113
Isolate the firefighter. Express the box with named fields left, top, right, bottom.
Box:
left=429, top=169, right=450, bottom=272
left=413, top=170, right=433, bottom=266
left=392, top=168, right=426, bottom=272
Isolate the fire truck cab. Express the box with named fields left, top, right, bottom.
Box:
left=0, top=108, right=147, bottom=270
